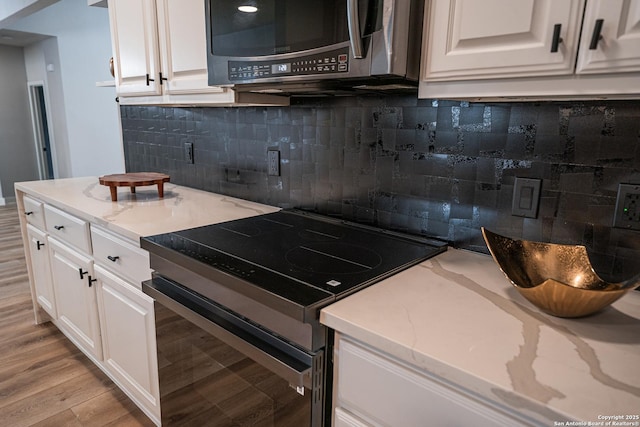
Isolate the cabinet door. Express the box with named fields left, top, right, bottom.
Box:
left=108, top=0, right=161, bottom=96
left=49, top=238, right=102, bottom=360
left=26, top=225, right=56, bottom=318
left=156, top=0, right=225, bottom=94
left=423, top=0, right=585, bottom=81
left=576, top=0, right=640, bottom=74
left=95, top=265, right=160, bottom=421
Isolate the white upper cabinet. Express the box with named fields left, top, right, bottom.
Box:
left=420, top=0, right=640, bottom=99
left=107, top=0, right=287, bottom=105
left=576, top=0, right=640, bottom=74
left=424, top=0, right=585, bottom=80
left=109, top=0, right=161, bottom=96
left=155, top=0, right=219, bottom=94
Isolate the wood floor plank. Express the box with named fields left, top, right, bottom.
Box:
left=71, top=389, right=155, bottom=427
left=0, top=370, right=116, bottom=427
left=0, top=352, right=101, bottom=409
left=29, top=409, right=83, bottom=427
left=0, top=203, right=154, bottom=426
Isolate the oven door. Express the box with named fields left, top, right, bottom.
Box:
left=143, top=276, right=326, bottom=426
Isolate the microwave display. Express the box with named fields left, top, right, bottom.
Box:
left=228, top=48, right=350, bottom=81
left=210, top=0, right=378, bottom=57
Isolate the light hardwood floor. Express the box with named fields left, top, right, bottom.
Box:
left=0, top=203, right=154, bottom=427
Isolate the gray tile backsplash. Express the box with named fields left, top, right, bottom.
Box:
left=121, top=96, right=640, bottom=283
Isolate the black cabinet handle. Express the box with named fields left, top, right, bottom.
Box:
left=146, top=73, right=155, bottom=86
left=36, top=240, right=45, bottom=250
left=25, top=211, right=33, bottom=216
left=107, top=255, right=120, bottom=262
left=79, top=268, right=88, bottom=279
left=54, top=225, right=64, bottom=230
left=589, top=19, right=604, bottom=50
left=550, top=24, right=563, bottom=53
left=88, top=276, right=97, bottom=287
left=159, top=72, right=168, bottom=85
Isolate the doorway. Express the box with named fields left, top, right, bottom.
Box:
left=28, top=83, right=55, bottom=180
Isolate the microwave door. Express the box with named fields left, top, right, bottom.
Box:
left=209, top=0, right=352, bottom=58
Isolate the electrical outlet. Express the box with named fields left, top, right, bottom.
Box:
left=267, top=149, right=280, bottom=176
left=613, top=183, right=640, bottom=230
left=184, top=142, right=194, bottom=164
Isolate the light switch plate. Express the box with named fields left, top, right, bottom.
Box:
left=512, top=177, right=541, bottom=218
left=184, top=142, right=194, bottom=164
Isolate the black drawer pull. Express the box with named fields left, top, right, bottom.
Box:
left=79, top=268, right=88, bottom=279
left=88, top=276, right=97, bottom=287
left=25, top=211, right=33, bottom=216
left=589, top=19, right=604, bottom=50
left=107, top=255, right=120, bottom=262
left=550, top=24, right=563, bottom=53
left=146, top=73, right=154, bottom=86
left=36, top=240, right=45, bottom=250
left=54, top=225, right=64, bottom=230
left=159, top=72, right=168, bottom=85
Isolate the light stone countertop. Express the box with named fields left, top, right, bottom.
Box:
left=320, top=248, right=640, bottom=426
left=15, top=176, right=280, bottom=243
left=16, top=177, right=639, bottom=424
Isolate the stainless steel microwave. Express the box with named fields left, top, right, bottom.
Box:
left=205, top=0, right=425, bottom=94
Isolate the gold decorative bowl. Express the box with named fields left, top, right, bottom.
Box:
left=481, top=227, right=640, bottom=318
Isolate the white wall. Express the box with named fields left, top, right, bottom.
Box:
left=7, top=0, right=124, bottom=178
left=0, top=45, right=40, bottom=203
left=23, top=38, right=72, bottom=178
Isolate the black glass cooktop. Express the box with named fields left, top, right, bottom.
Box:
left=142, top=209, right=447, bottom=308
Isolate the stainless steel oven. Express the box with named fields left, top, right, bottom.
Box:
left=145, top=276, right=326, bottom=426
left=141, top=209, right=446, bottom=426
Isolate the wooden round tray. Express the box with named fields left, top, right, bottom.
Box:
left=99, top=172, right=170, bottom=202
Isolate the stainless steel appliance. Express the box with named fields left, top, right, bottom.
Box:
left=205, top=0, right=425, bottom=94
left=141, top=209, right=446, bottom=425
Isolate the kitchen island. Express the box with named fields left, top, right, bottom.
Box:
left=14, top=176, right=279, bottom=425
left=321, top=248, right=640, bottom=426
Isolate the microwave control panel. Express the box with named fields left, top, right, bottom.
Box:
left=228, top=48, right=349, bottom=81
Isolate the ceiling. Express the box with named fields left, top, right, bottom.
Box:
left=0, top=28, right=50, bottom=47
left=0, top=0, right=59, bottom=47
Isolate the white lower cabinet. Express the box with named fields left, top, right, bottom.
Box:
left=19, top=191, right=161, bottom=425
left=49, top=237, right=102, bottom=360
left=95, top=265, right=160, bottom=423
left=26, top=224, right=57, bottom=318
left=333, top=334, right=526, bottom=427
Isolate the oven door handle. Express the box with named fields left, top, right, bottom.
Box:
left=144, top=277, right=318, bottom=390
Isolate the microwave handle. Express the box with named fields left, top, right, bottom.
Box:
left=347, top=0, right=364, bottom=58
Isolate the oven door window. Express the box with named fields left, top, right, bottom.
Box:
left=210, top=0, right=380, bottom=57
left=156, top=302, right=314, bottom=426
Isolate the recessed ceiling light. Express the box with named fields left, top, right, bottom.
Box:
left=238, top=5, right=258, bottom=13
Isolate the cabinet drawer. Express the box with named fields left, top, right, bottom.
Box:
left=91, top=226, right=150, bottom=287
left=44, top=205, right=91, bottom=254
left=23, top=195, right=46, bottom=229
left=336, top=336, right=520, bottom=427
